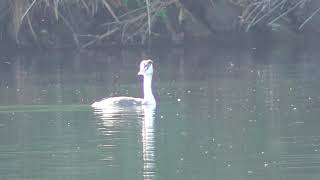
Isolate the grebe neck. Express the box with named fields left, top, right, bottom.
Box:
left=143, top=74, right=155, bottom=105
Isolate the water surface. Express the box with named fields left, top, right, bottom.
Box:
left=0, top=45, right=320, bottom=180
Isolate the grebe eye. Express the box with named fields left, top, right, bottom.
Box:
left=144, top=63, right=150, bottom=70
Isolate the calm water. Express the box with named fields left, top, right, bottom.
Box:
left=0, top=44, right=320, bottom=180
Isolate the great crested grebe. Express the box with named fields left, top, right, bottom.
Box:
left=91, top=59, right=156, bottom=108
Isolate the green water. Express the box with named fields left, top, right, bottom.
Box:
left=0, top=46, right=320, bottom=180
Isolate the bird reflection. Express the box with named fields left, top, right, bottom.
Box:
left=93, top=105, right=156, bottom=180
left=141, top=105, right=156, bottom=180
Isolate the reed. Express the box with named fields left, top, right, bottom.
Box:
left=2, top=0, right=319, bottom=48
left=239, top=0, right=318, bottom=31
left=5, top=0, right=175, bottom=47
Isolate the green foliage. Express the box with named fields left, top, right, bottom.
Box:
left=122, top=0, right=129, bottom=6
left=157, top=7, right=167, bottom=19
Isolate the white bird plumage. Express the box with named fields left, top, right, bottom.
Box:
left=91, top=59, right=156, bottom=108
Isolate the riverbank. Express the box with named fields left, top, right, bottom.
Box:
left=1, top=0, right=320, bottom=49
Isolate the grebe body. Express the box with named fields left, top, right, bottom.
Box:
left=91, top=59, right=156, bottom=108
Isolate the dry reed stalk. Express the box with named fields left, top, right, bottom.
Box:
left=27, top=14, right=38, bottom=43
left=6, top=0, right=182, bottom=47
left=242, top=0, right=320, bottom=31
left=102, top=0, right=119, bottom=22
left=20, top=0, right=37, bottom=22
left=146, top=0, right=151, bottom=37
left=81, top=27, right=120, bottom=48
left=82, top=0, right=174, bottom=46
left=268, top=0, right=305, bottom=25
left=299, top=7, right=320, bottom=30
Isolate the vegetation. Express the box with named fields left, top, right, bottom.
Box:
left=238, top=0, right=320, bottom=31
left=0, top=0, right=319, bottom=48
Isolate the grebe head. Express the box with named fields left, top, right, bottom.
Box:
left=138, top=59, right=153, bottom=76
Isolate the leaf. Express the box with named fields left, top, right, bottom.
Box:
left=157, top=7, right=167, bottom=19
left=122, top=0, right=129, bottom=6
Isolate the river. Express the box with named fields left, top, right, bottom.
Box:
left=0, top=44, right=320, bottom=179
